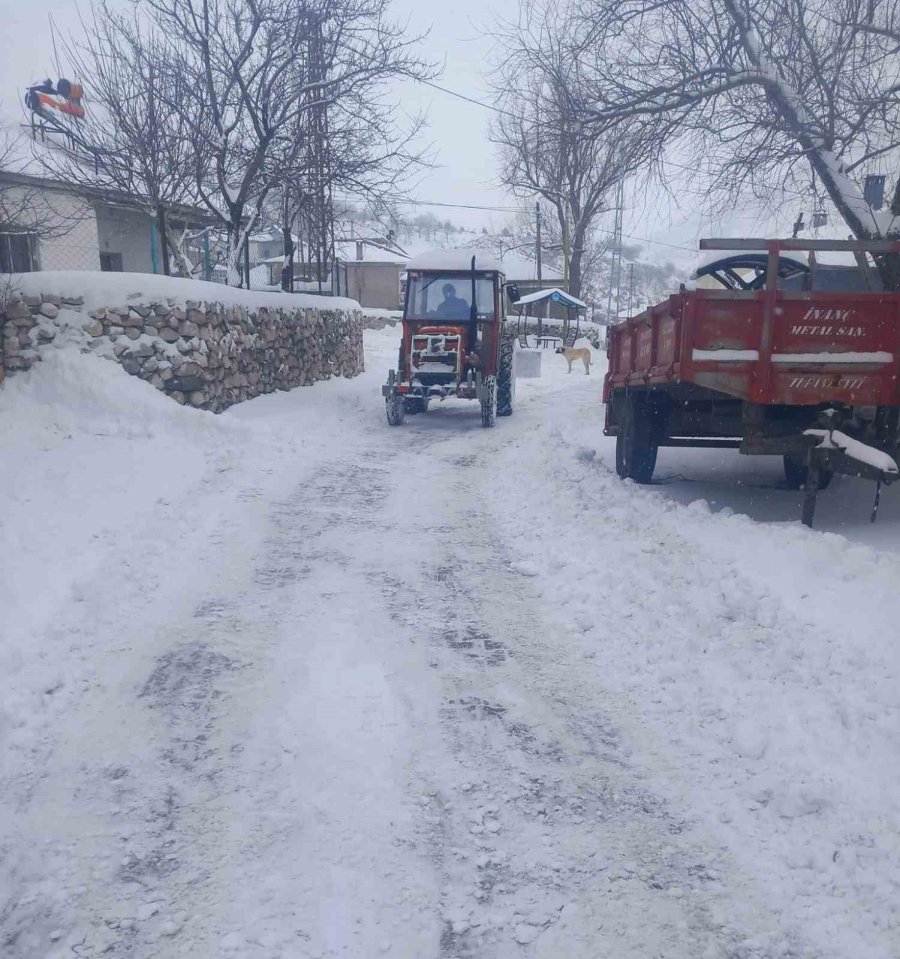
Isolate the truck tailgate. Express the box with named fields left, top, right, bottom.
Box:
left=606, top=289, right=900, bottom=407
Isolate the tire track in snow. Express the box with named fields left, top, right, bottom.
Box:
left=370, top=425, right=804, bottom=959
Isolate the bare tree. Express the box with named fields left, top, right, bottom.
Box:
left=271, top=72, right=430, bottom=291
left=0, top=124, right=97, bottom=332
left=491, top=1, right=670, bottom=299
left=0, top=125, right=92, bottom=268
left=565, top=0, right=900, bottom=281
left=138, top=0, right=430, bottom=287
left=28, top=7, right=201, bottom=276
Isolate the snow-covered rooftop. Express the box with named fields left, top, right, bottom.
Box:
left=334, top=238, right=408, bottom=264
left=406, top=248, right=505, bottom=273
left=513, top=287, right=587, bottom=309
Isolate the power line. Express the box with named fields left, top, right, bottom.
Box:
left=336, top=189, right=700, bottom=252
left=405, top=70, right=817, bottom=208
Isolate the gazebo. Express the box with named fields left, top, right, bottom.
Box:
left=511, top=287, right=588, bottom=347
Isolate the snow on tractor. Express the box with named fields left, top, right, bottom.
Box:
left=382, top=250, right=517, bottom=427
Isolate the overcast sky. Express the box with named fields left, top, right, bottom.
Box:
left=1, top=0, right=802, bottom=268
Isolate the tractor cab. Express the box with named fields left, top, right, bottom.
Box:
left=382, top=250, right=516, bottom=428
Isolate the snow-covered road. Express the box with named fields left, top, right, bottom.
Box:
left=3, top=329, right=900, bottom=958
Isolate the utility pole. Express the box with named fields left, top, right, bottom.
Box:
left=535, top=202, right=542, bottom=286
left=605, top=179, right=625, bottom=324
left=628, top=262, right=635, bottom=316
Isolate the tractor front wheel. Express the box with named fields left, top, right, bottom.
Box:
left=615, top=393, right=658, bottom=483
left=497, top=334, right=516, bottom=417
left=385, top=394, right=405, bottom=426
left=480, top=376, right=497, bottom=428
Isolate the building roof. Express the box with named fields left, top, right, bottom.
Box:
left=513, top=287, right=588, bottom=309
left=334, top=236, right=408, bottom=264
left=0, top=124, right=216, bottom=226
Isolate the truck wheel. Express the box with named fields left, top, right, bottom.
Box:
left=615, top=394, right=658, bottom=483
left=385, top=394, right=405, bottom=426
left=481, top=376, right=497, bottom=428
left=783, top=454, right=833, bottom=490
left=497, top=334, right=515, bottom=417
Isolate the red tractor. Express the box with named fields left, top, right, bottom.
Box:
left=383, top=251, right=517, bottom=427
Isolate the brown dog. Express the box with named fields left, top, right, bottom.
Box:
left=555, top=346, right=592, bottom=374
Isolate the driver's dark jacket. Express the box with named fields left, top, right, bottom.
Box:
left=435, top=297, right=470, bottom=320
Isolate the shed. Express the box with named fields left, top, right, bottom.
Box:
left=512, top=287, right=588, bottom=344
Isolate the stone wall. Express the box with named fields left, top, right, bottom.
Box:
left=361, top=311, right=400, bottom=330
left=0, top=289, right=364, bottom=411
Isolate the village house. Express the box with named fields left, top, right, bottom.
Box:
left=0, top=135, right=215, bottom=276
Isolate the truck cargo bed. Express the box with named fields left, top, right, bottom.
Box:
left=605, top=286, right=900, bottom=407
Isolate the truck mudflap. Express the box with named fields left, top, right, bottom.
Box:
left=799, top=428, right=899, bottom=527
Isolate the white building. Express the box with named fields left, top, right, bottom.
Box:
left=0, top=144, right=213, bottom=276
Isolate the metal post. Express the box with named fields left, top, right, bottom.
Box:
left=628, top=261, right=635, bottom=315
left=203, top=232, right=211, bottom=281
left=156, top=205, right=171, bottom=276
left=535, top=203, right=542, bottom=286
left=801, top=446, right=820, bottom=528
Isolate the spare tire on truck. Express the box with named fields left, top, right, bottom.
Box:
left=615, top=392, right=659, bottom=483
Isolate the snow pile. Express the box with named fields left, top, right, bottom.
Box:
left=405, top=248, right=505, bottom=273
left=693, top=348, right=760, bottom=361
left=0, top=349, right=250, bottom=757
left=774, top=352, right=893, bottom=364
left=489, top=381, right=900, bottom=959
left=805, top=428, right=900, bottom=474
left=9, top=270, right=362, bottom=313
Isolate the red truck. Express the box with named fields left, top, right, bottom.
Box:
left=603, top=238, right=900, bottom=525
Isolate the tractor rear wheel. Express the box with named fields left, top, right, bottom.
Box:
left=783, top=453, right=833, bottom=490
left=481, top=376, right=497, bottom=428
left=615, top=393, right=658, bottom=483
left=385, top=394, right=405, bottom=426
left=497, top=334, right=516, bottom=417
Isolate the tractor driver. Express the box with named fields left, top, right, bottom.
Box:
left=435, top=282, right=470, bottom=320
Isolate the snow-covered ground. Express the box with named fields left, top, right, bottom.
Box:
left=2, top=329, right=900, bottom=958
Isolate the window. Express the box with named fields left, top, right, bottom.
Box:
left=405, top=272, right=496, bottom=321
left=0, top=232, right=37, bottom=272
left=100, top=251, right=123, bottom=272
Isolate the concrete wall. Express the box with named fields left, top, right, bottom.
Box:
left=94, top=205, right=162, bottom=273
left=340, top=262, right=403, bottom=310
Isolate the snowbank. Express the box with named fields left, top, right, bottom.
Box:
left=2, top=274, right=365, bottom=411
left=8, top=270, right=361, bottom=313
left=489, top=379, right=900, bottom=959
left=0, top=349, right=246, bottom=750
